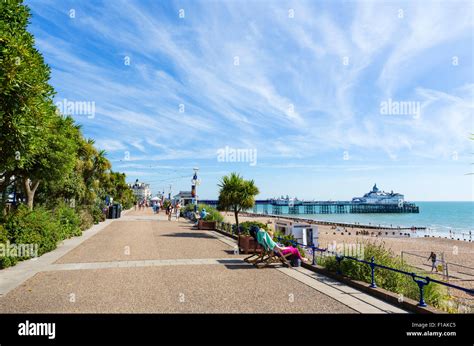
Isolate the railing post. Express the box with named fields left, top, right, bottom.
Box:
left=336, top=255, right=343, bottom=275
left=312, top=246, right=316, bottom=265
left=412, top=275, right=430, bottom=307
left=370, top=256, right=377, bottom=288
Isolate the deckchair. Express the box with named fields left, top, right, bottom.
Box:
left=243, top=226, right=266, bottom=264
left=253, top=229, right=292, bottom=269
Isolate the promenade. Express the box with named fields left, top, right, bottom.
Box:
left=0, top=208, right=406, bottom=313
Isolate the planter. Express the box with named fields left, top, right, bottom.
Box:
left=198, top=220, right=216, bottom=230
left=238, top=235, right=263, bottom=254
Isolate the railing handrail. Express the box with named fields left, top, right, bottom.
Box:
left=401, top=251, right=474, bottom=273
left=210, top=219, right=474, bottom=308
left=274, top=236, right=474, bottom=306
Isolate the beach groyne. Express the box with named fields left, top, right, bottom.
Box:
left=238, top=211, right=426, bottom=231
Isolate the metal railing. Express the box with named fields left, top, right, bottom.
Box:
left=204, top=219, right=474, bottom=308
left=276, top=237, right=474, bottom=308
left=214, top=221, right=235, bottom=235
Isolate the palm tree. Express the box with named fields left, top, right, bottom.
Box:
left=217, top=172, right=259, bottom=229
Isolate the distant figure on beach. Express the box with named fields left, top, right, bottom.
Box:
left=167, top=204, right=172, bottom=221
left=427, top=252, right=438, bottom=272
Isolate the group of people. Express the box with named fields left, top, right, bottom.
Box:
left=165, top=202, right=181, bottom=221
left=134, top=200, right=148, bottom=210
left=135, top=199, right=182, bottom=222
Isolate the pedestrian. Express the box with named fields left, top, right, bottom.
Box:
left=427, top=252, right=438, bottom=272
left=167, top=204, right=172, bottom=221
left=175, top=202, right=181, bottom=220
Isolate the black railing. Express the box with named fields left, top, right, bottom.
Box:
left=277, top=237, right=474, bottom=308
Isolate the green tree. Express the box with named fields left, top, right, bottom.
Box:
left=18, top=113, right=79, bottom=209
left=0, top=0, right=69, bottom=209
left=217, top=172, right=259, bottom=228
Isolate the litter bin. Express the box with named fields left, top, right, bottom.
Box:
left=116, top=204, right=122, bottom=218
left=108, top=205, right=117, bottom=219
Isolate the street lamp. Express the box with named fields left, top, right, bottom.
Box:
left=191, top=167, right=200, bottom=207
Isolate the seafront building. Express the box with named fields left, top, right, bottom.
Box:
left=173, top=191, right=195, bottom=205
left=352, top=184, right=404, bottom=205
left=130, top=179, right=151, bottom=202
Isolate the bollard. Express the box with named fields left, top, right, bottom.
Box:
left=370, top=256, right=377, bottom=288
left=336, top=255, right=343, bottom=275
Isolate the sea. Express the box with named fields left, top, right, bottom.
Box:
left=252, top=202, right=473, bottom=239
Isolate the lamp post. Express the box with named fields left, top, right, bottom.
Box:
left=191, top=168, right=200, bottom=208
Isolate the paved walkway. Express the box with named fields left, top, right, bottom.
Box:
left=0, top=208, right=406, bottom=313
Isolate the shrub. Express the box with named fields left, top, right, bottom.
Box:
left=236, top=221, right=269, bottom=236
left=204, top=209, right=224, bottom=222
left=54, top=203, right=82, bottom=239
left=90, top=204, right=106, bottom=224
left=3, top=205, right=61, bottom=258
left=196, top=204, right=224, bottom=222
left=0, top=224, right=18, bottom=269
left=184, top=203, right=197, bottom=213
left=319, top=241, right=451, bottom=311
left=77, top=207, right=94, bottom=231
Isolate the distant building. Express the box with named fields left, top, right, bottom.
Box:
left=173, top=191, right=195, bottom=205
left=130, top=179, right=151, bottom=201
left=352, top=184, right=404, bottom=205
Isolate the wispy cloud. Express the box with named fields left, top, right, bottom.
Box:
left=26, top=0, right=474, bottom=200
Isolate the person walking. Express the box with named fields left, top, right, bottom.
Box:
left=175, top=202, right=181, bottom=221
left=427, top=252, right=438, bottom=272
left=167, top=204, right=172, bottom=221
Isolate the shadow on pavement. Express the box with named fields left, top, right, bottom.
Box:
left=162, top=232, right=216, bottom=239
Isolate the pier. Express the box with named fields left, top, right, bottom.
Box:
left=199, top=200, right=420, bottom=214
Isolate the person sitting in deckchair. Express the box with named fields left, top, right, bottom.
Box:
left=256, top=227, right=307, bottom=262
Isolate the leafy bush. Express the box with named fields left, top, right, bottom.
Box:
left=236, top=221, right=270, bottom=236
left=319, top=241, right=451, bottom=311
left=3, top=205, right=61, bottom=258
left=184, top=203, right=197, bottom=213
left=77, top=207, right=94, bottom=231
left=0, top=224, right=18, bottom=269
left=195, top=204, right=223, bottom=222
left=90, top=204, right=106, bottom=224
left=54, top=203, right=82, bottom=239
left=204, top=209, right=224, bottom=222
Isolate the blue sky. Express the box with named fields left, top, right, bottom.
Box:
left=26, top=0, right=473, bottom=201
